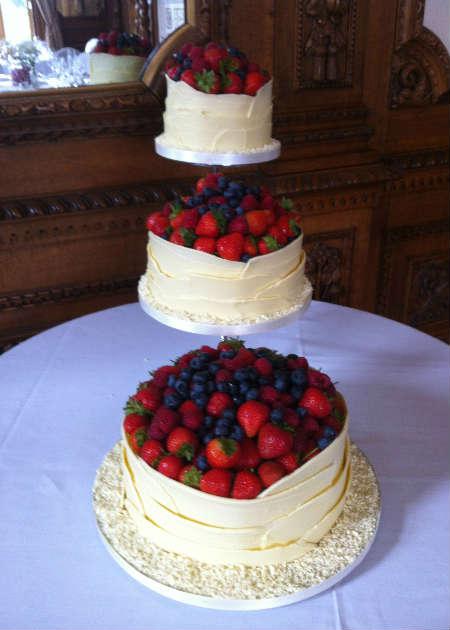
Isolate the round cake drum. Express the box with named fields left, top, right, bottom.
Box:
left=138, top=290, right=312, bottom=336
left=93, top=442, right=381, bottom=610
left=154, top=136, right=281, bottom=166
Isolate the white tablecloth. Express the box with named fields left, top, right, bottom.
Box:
left=0, top=302, right=449, bottom=630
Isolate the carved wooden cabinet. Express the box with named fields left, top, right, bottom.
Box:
left=0, top=0, right=449, bottom=350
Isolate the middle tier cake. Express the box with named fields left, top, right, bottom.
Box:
left=139, top=172, right=312, bottom=325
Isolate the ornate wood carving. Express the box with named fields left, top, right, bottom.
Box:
left=304, top=229, right=355, bottom=304
left=390, top=0, right=450, bottom=108
left=0, top=277, right=139, bottom=313
left=134, top=0, right=151, bottom=39
left=406, top=257, right=449, bottom=328
left=296, top=0, right=357, bottom=88
left=0, top=85, right=160, bottom=145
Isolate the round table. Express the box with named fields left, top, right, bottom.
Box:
left=0, top=302, right=448, bottom=630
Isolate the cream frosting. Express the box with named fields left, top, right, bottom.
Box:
left=155, top=76, right=273, bottom=153
left=139, top=232, right=312, bottom=324
left=89, top=53, right=145, bottom=84
left=121, top=411, right=350, bottom=566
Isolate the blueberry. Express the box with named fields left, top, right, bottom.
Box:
left=274, top=377, right=288, bottom=392
left=191, top=195, right=204, bottom=206
left=223, top=208, right=235, bottom=220
left=246, top=388, right=259, bottom=400
left=220, top=350, right=235, bottom=359
left=317, top=437, right=331, bottom=450
left=229, top=181, right=243, bottom=191
left=223, top=189, right=235, bottom=198
left=191, top=382, right=205, bottom=394
left=214, top=425, right=229, bottom=437
left=229, top=425, right=245, bottom=441
left=235, top=69, right=246, bottom=80
left=196, top=455, right=209, bottom=471
left=291, top=368, right=308, bottom=386
left=259, top=377, right=271, bottom=385
left=239, top=381, right=250, bottom=394
left=190, top=356, right=205, bottom=369
left=287, top=353, right=298, bottom=360
left=192, top=370, right=209, bottom=383
left=206, top=381, right=216, bottom=394
left=247, top=367, right=258, bottom=382
left=203, top=415, right=214, bottom=428
left=247, top=185, right=261, bottom=196
left=233, top=394, right=245, bottom=406
left=202, top=432, right=214, bottom=445
left=208, top=362, right=220, bottom=375
left=175, top=52, right=184, bottom=63
left=234, top=368, right=248, bottom=381
left=216, top=418, right=231, bottom=430
left=208, top=202, right=220, bottom=210
left=323, top=427, right=336, bottom=439
left=297, top=406, right=308, bottom=418
left=216, top=382, right=229, bottom=393
left=218, top=176, right=229, bottom=190
left=198, top=204, right=208, bottom=215
left=236, top=206, right=244, bottom=215
left=167, top=374, right=177, bottom=387
left=240, top=254, right=251, bottom=263
left=290, top=385, right=304, bottom=400
left=174, top=380, right=188, bottom=396
left=270, top=408, right=284, bottom=423
left=194, top=393, right=208, bottom=408
left=182, top=57, right=192, bottom=68
left=222, top=408, right=236, bottom=421
left=164, top=392, right=182, bottom=409
left=227, top=197, right=240, bottom=208
left=179, top=368, right=192, bottom=381
left=199, top=352, right=213, bottom=362
left=202, top=187, right=216, bottom=197
left=227, top=46, right=239, bottom=56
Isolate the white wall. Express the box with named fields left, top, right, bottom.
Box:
left=423, top=0, right=450, bottom=52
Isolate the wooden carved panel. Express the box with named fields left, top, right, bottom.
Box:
left=296, top=0, right=357, bottom=88
left=304, top=229, right=355, bottom=304
left=377, top=220, right=449, bottom=340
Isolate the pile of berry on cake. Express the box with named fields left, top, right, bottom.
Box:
left=165, top=41, right=270, bottom=95
left=146, top=171, right=302, bottom=261
left=123, top=339, right=345, bottom=499
left=90, top=31, right=151, bottom=57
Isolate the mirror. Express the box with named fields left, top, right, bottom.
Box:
left=0, top=0, right=186, bottom=93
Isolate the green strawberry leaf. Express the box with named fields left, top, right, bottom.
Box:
left=333, top=408, right=345, bottom=422
left=219, top=437, right=238, bottom=456
left=181, top=467, right=202, bottom=488
left=179, top=227, right=196, bottom=247
left=211, top=208, right=227, bottom=235
left=195, top=69, right=217, bottom=93
left=221, top=337, right=245, bottom=351
left=281, top=196, right=294, bottom=211
left=262, top=235, right=280, bottom=251
left=124, top=397, right=149, bottom=416
left=177, top=443, right=195, bottom=461
left=289, top=219, right=301, bottom=236
left=169, top=200, right=182, bottom=219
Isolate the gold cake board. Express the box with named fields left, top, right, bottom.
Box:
left=93, top=442, right=381, bottom=610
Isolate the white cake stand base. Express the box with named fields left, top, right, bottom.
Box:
left=93, top=443, right=381, bottom=610
left=154, top=136, right=281, bottom=166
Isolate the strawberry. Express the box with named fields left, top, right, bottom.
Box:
left=166, top=427, right=199, bottom=461
left=277, top=451, right=299, bottom=473
left=204, top=44, right=227, bottom=71
left=180, top=208, right=199, bottom=229
left=303, top=441, right=320, bottom=462
left=195, top=69, right=221, bottom=93
left=191, top=56, right=208, bottom=73
left=254, top=357, right=273, bottom=377
left=123, top=413, right=147, bottom=435
left=200, top=468, right=232, bottom=497
left=216, top=232, right=244, bottom=261
left=236, top=437, right=262, bottom=470
left=178, top=464, right=202, bottom=488
left=245, top=210, right=268, bottom=237
left=195, top=210, right=226, bottom=237
left=93, top=43, right=108, bottom=53
left=247, top=62, right=260, bottom=72
left=268, top=224, right=288, bottom=246
left=182, top=412, right=203, bottom=431
left=262, top=208, right=277, bottom=226
left=134, top=384, right=162, bottom=411
left=199, top=344, right=220, bottom=359
left=222, top=71, right=243, bottom=94
left=206, top=437, right=241, bottom=469
left=300, top=387, right=332, bottom=419
left=258, top=461, right=287, bottom=488
left=215, top=368, right=232, bottom=383
left=107, top=30, right=119, bottom=46
left=323, top=415, right=343, bottom=434
left=181, top=42, right=193, bottom=56
left=261, top=194, right=274, bottom=209
left=257, top=423, right=294, bottom=459
left=260, top=385, right=279, bottom=404
left=140, top=439, right=163, bottom=467
left=189, top=45, right=204, bottom=60
left=148, top=406, right=180, bottom=440
left=179, top=400, right=199, bottom=416
left=108, top=46, right=122, bottom=56
left=308, top=368, right=332, bottom=390
left=284, top=407, right=300, bottom=428
left=195, top=229, right=217, bottom=248
left=222, top=347, right=256, bottom=370
left=302, top=415, right=320, bottom=434
left=287, top=356, right=309, bottom=371
left=146, top=211, right=170, bottom=237
left=157, top=454, right=183, bottom=479
left=232, top=470, right=262, bottom=499
left=280, top=392, right=295, bottom=407
left=180, top=69, right=196, bottom=88
left=128, top=426, right=147, bottom=453
left=244, top=71, right=268, bottom=96
left=258, top=235, right=280, bottom=255
left=227, top=215, right=249, bottom=235
left=206, top=392, right=233, bottom=417
left=241, top=194, right=259, bottom=211
left=277, top=215, right=301, bottom=240
left=243, top=234, right=258, bottom=257
left=237, top=400, right=270, bottom=437
left=167, top=65, right=181, bottom=80
left=170, top=227, right=196, bottom=247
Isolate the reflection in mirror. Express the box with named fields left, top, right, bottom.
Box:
left=0, top=0, right=186, bottom=93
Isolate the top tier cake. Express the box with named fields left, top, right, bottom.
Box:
left=155, top=41, right=279, bottom=158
